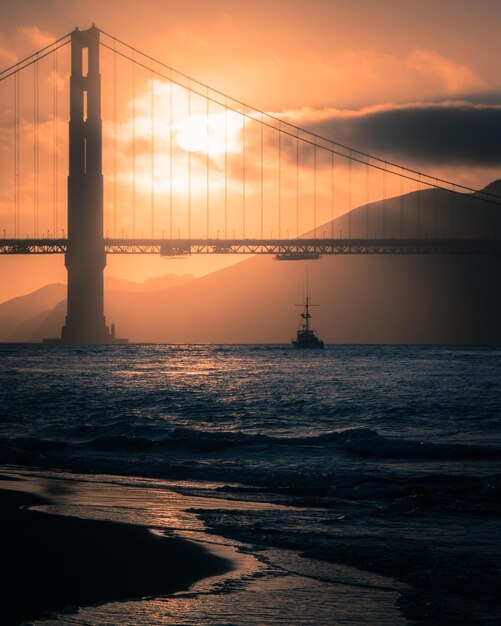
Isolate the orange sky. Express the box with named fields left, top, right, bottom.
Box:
left=1, top=0, right=500, bottom=302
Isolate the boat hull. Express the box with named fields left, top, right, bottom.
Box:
left=291, top=339, right=325, bottom=349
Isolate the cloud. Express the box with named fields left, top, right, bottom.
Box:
left=0, top=33, right=17, bottom=66
left=16, top=26, right=55, bottom=51
left=280, top=101, right=501, bottom=166
left=405, top=49, right=482, bottom=95
left=270, top=46, right=485, bottom=110
left=0, top=26, right=57, bottom=68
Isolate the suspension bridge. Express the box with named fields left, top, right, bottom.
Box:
left=0, top=25, right=500, bottom=343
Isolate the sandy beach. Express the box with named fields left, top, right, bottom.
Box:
left=0, top=479, right=232, bottom=625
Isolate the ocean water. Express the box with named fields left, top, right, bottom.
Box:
left=1, top=344, right=500, bottom=625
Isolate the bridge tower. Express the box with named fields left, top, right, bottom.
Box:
left=48, top=26, right=126, bottom=344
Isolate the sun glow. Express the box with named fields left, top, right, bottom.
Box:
left=177, top=114, right=209, bottom=152
left=176, top=111, right=243, bottom=156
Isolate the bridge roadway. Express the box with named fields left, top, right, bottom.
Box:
left=1, top=238, right=500, bottom=258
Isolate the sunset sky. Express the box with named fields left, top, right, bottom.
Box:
left=1, top=0, right=500, bottom=301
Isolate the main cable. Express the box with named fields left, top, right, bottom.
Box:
left=0, top=40, right=70, bottom=83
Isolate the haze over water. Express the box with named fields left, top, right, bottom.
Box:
left=1, top=344, right=500, bottom=624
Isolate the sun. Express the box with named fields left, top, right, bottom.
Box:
left=176, top=111, right=244, bottom=155
left=177, top=114, right=209, bottom=152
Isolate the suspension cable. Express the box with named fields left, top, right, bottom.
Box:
left=0, top=33, right=71, bottom=78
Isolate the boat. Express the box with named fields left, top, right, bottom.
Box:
left=292, top=294, right=324, bottom=349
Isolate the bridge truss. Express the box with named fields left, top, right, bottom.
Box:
left=1, top=238, right=500, bottom=257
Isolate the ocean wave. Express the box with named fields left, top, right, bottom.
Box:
left=1, top=427, right=500, bottom=461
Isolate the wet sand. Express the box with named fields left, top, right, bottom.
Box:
left=0, top=486, right=232, bottom=625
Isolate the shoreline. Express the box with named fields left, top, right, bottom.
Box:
left=0, top=485, right=232, bottom=625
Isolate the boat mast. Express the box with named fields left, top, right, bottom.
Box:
left=302, top=297, right=311, bottom=332
left=304, top=269, right=310, bottom=331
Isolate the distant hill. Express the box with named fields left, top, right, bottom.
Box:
left=315, top=180, right=501, bottom=240
left=2, top=182, right=501, bottom=344
left=0, top=284, right=66, bottom=342
left=105, top=274, right=194, bottom=293
left=0, top=274, right=194, bottom=342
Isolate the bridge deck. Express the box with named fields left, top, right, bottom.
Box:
left=1, top=238, right=500, bottom=256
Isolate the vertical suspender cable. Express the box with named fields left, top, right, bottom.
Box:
left=16, top=71, right=20, bottom=238
left=113, top=42, right=117, bottom=237
left=450, top=185, right=454, bottom=237
left=382, top=162, right=387, bottom=238
left=169, top=78, right=173, bottom=239
left=484, top=187, right=489, bottom=239
left=11, top=71, right=15, bottom=238
left=348, top=153, right=352, bottom=238
left=53, top=53, right=56, bottom=236
left=13, top=70, right=18, bottom=237
left=188, top=86, right=191, bottom=240
left=278, top=126, right=281, bottom=239
left=330, top=151, right=334, bottom=239
left=33, top=62, right=35, bottom=236
left=242, top=106, right=245, bottom=238
left=225, top=101, right=228, bottom=239
left=132, top=53, right=136, bottom=238
left=365, top=159, right=369, bottom=238
left=399, top=169, right=403, bottom=238
left=54, top=49, right=59, bottom=238
left=206, top=90, right=209, bottom=239
left=313, top=141, right=317, bottom=238
left=11, top=72, right=13, bottom=237
left=151, top=67, right=154, bottom=237
left=36, top=59, right=39, bottom=237
left=296, top=130, right=299, bottom=239
left=466, top=189, right=471, bottom=237
left=416, top=176, right=421, bottom=238
left=433, top=182, right=438, bottom=239
left=33, top=60, right=39, bottom=238
left=260, top=112, right=264, bottom=240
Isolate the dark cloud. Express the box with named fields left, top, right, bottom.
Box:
left=303, top=104, right=501, bottom=165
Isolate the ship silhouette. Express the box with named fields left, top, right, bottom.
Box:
left=292, top=293, right=324, bottom=349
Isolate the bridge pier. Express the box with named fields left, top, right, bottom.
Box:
left=45, top=25, right=126, bottom=344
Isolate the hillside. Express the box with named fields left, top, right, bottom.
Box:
left=0, top=274, right=194, bottom=342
